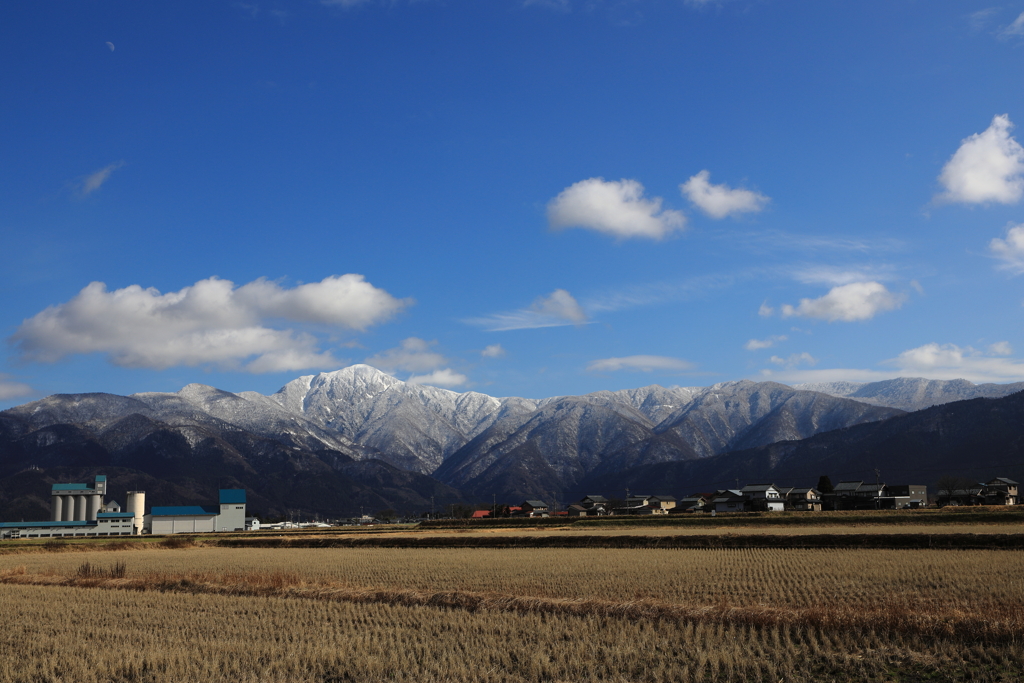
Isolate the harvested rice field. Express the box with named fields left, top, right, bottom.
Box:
left=2, top=544, right=1024, bottom=681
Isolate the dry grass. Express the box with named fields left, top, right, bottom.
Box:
left=2, top=546, right=1024, bottom=681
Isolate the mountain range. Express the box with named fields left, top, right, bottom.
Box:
left=2, top=365, right=1022, bottom=516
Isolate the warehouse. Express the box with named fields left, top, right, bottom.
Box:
left=0, top=512, right=137, bottom=540
left=145, top=489, right=247, bottom=534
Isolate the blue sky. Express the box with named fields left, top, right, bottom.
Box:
left=4, top=0, right=1024, bottom=407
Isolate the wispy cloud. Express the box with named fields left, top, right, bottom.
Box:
left=76, top=160, right=125, bottom=197
left=790, top=264, right=900, bottom=286
left=587, top=355, right=694, bottom=373
left=0, top=375, right=34, bottom=401
left=761, top=342, right=1024, bottom=384
left=769, top=351, right=817, bottom=369
left=1001, top=11, right=1024, bottom=37
left=745, top=335, right=787, bottom=351
left=547, top=177, right=685, bottom=240
left=681, top=170, right=769, bottom=219
left=12, top=275, right=409, bottom=373
left=365, top=337, right=447, bottom=373
left=467, top=289, right=589, bottom=331
left=937, top=114, right=1024, bottom=205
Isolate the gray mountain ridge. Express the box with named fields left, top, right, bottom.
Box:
left=3, top=367, right=1021, bottom=509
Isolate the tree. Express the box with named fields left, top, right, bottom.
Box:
left=936, top=475, right=978, bottom=506
left=817, top=475, right=834, bottom=494
left=376, top=508, right=397, bottom=521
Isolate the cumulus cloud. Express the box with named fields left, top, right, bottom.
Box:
left=11, top=275, right=408, bottom=373
left=758, top=301, right=774, bottom=317
left=745, top=335, right=787, bottom=351
left=769, top=352, right=817, bottom=369
left=481, top=344, right=506, bottom=358
left=364, top=337, right=447, bottom=373
left=547, top=178, right=685, bottom=240
left=407, top=368, right=469, bottom=388
left=780, top=282, right=905, bottom=322
left=466, top=289, right=589, bottom=331
left=0, top=376, right=34, bottom=401
left=680, top=170, right=769, bottom=219
left=76, top=161, right=125, bottom=197
left=989, top=223, right=1024, bottom=273
left=587, top=355, right=693, bottom=373
left=937, top=114, right=1024, bottom=204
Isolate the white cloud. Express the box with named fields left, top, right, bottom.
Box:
left=365, top=338, right=469, bottom=387
left=758, top=301, right=774, bottom=317
left=0, top=376, right=34, bottom=401
left=365, top=337, right=447, bottom=373
left=989, top=223, right=1024, bottom=273
left=547, top=177, right=685, bottom=240
left=791, top=264, right=897, bottom=286
left=780, top=282, right=905, bottom=322
left=407, top=368, right=468, bottom=388
left=680, top=170, right=769, bottom=219
left=761, top=342, right=1024, bottom=385
left=587, top=355, right=693, bottom=373
left=77, top=161, right=125, bottom=197
left=466, top=288, right=589, bottom=331
left=937, top=114, right=1024, bottom=204
left=1001, top=12, right=1024, bottom=36
left=989, top=341, right=1013, bottom=356
left=769, top=352, right=817, bottom=369
left=745, top=335, right=787, bottom=351
left=481, top=344, right=506, bottom=358
left=11, top=275, right=408, bottom=373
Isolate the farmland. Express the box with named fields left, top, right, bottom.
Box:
left=1, top=539, right=1024, bottom=681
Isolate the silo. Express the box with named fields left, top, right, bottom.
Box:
left=74, top=495, right=87, bottom=521
left=51, top=494, right=63, bottom=522
left=126, top=491, right=145, bottom=535
left=87, top=494, right=102, bottom=521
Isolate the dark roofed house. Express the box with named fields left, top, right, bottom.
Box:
left=785, top=487, right=822, bottom=512
left=739, top=484, right=785, bottom=512
left=984, top=478, right=1019, bottom=505
left=519, top=500, right=549, bottom=517
left=675, top=495, right=708, bottom=513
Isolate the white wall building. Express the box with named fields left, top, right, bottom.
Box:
left=145, top=489, right=247, bottom=534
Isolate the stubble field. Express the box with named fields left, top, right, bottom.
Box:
left=2, top=541, right=1024, bottom=682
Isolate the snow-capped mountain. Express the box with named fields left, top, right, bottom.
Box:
left=794, top=377, right=1024, bottom=412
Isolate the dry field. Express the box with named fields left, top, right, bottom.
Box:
left=2, top=544, right=1024, bottom=681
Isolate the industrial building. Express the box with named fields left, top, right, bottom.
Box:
left=146, top=489, right=247, bottom=534
left=0, top=476, right=248, bottom=539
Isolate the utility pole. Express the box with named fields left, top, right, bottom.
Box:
left=431, top=496, right=434, bottom=520
left=492, top=494, right=496, bottom=519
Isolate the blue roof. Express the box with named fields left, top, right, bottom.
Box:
left=150, top=505, right=219, bottom=517
left=219, top=489, right=246, bottom=504
left=94, top=475, right=106, bottom=481
left=51, top=483, right=93, bottom=491
left=0, top=520, right=93, bottom=528
left=97, top=512, right=134, bottom=518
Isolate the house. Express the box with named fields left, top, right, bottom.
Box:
left=674, top=495, right=708, bottom=513
left=567, top=504, right=590, bottom=517
left=984, top=478, right=1018, bottom=505
left=613, top=495, right=652, bottom=515
left=785, top=487, right=822, bottom=512
left=647, top=495, right=677, bottom=511
left=575, top=495, right=608, bottom=515
left=470, top=510, right=491, bottom=519
left=519, top=500, right=549, bottom=517
left=740, top=484, right=785, bottom=512
left=245, top=517, right=260, bottom=531
left=711, top=490, right=747, bottom=513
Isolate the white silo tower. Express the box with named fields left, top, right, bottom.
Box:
left=126, top=491, right=146, bottom=536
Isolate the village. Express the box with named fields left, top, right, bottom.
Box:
left=463, top=477, right=1019, bottom=520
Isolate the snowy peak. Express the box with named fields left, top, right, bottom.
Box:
left=795, top=377, right=1024, bottom=412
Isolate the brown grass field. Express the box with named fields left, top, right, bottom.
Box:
left=2, top=540, right=1024, bottom=682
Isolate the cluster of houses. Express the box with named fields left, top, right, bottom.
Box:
left=937, top=477, right=1019, bottom=506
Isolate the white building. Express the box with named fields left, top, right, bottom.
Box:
left=0, top=512, right=137, bottom=539
left=146, top=489, right=247, bottom=534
